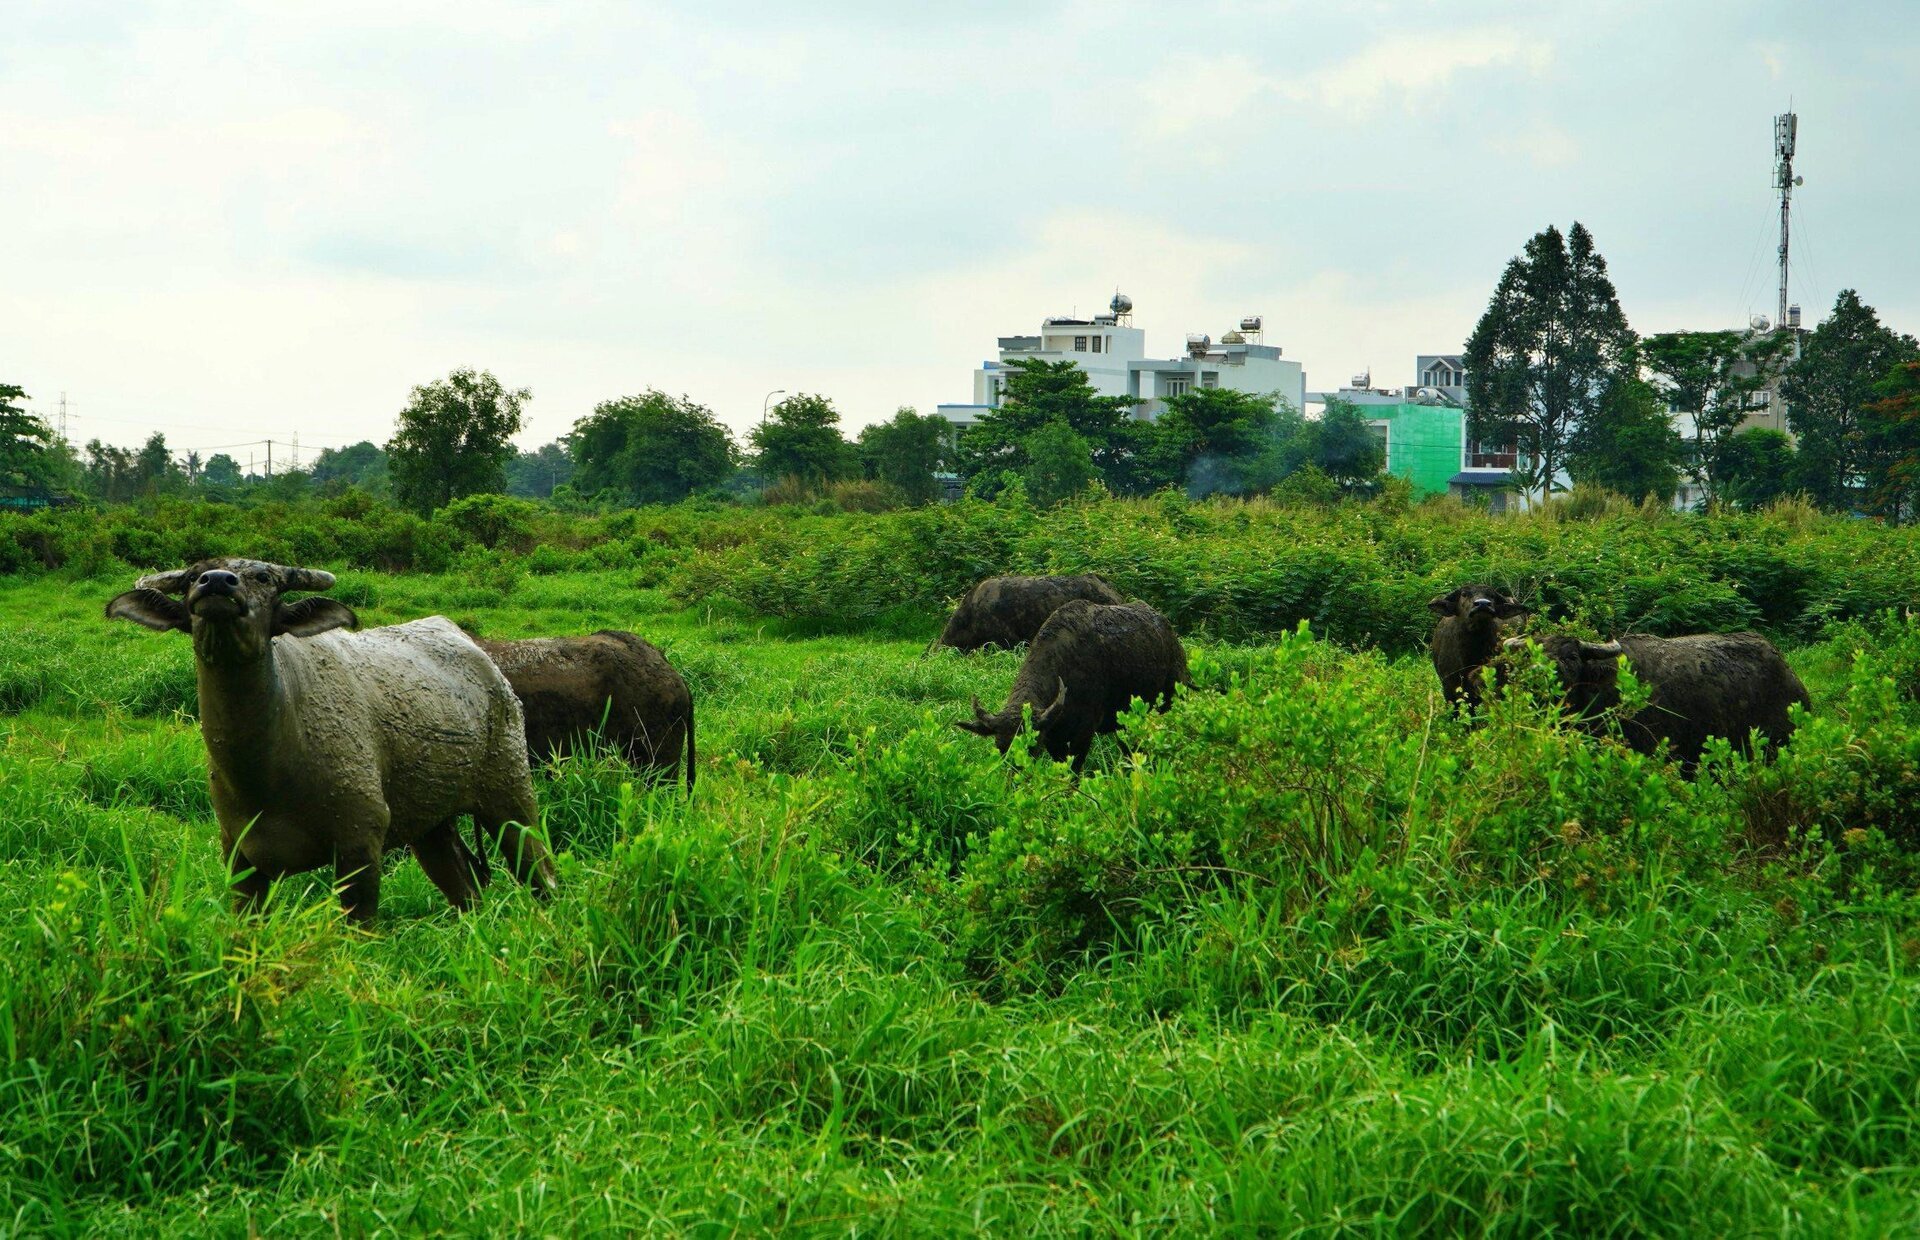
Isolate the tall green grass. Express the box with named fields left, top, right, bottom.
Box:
left=3, top=510, right=1919, bottom=1235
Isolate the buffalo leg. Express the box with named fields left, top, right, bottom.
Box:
left=227, top=847, right=273, bottom=914
left=335, top=842, right=383, bottom=923
left=414, top=822, right=484, bottom=913
left=477, top=789, right=557, bottom=899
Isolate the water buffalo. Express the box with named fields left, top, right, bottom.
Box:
left=1512, top=631, right=1811, bottom=773
left=956, top=599, right=1189, bottom=769
left=471, top=630, right=695, bottom=791
left=935, top=573, right=1125, bottom=652
left=1429, top=585, right=1529, bottom=709
left=107, top=559, right=555, bottom=920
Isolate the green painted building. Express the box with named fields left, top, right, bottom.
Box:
left=1360, top=402, right=1470, bottom=498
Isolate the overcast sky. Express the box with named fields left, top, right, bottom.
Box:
left=5, top=1, right=1916, bottom=463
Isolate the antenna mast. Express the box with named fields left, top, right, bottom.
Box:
left=1773, top=111, right=1801, bottom=332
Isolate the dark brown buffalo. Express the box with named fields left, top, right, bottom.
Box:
left=1428, top=584, right=1529, bottom=709
left=1515, top=631, right=1811, bottom=773
left=957, top=599, right=1189, bottom=769
left=935, top=573, right=1125, bottom=652
left=473, top=630, right=695, bottom=790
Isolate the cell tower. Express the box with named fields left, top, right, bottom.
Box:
left=1773, top=111, right=1802, bottom=333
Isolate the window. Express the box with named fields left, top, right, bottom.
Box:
left=1200, top=372, right=1219, bottom=389
left=1369, top=422, right=1390, bottom=469
left=1165, top=377, right=1191, bottom=397
left=1091, top=336, right=1103, bottom=354
left=1467, top=439, right=1519, bottom=470
left=1074, top=336, right=1088, bottom=352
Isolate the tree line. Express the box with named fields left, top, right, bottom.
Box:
left=1464, top=222, right=1920, bottom=515
left=5, top=220, right=1915, bottom=518
left=0, top=365, right=1383, bottom=516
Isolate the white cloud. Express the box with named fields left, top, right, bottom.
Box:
left=1138, top=53, right=1272, bottom=141
left=1284, top=29, right=1554, bottom=116
left=1488, top=118, right=1579, bottom=168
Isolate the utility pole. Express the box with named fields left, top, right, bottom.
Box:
left=266, top=439, right=272, bottom=479
left=57, top=392, right=69, bottom=441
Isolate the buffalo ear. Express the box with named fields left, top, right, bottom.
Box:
left=273, top=597, right=358, bottom=638
left=106, top=588, right=191, bottom=633
left=1495, top=596, right=1531, bottom=619
left=1427, top=590, right=1460, bottom=616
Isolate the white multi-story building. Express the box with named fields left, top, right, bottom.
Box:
left=937, top=294, right=1307, bottom=433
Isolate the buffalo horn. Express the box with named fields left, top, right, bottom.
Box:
left=134, top=568, right=197, bottom=595
left=284, top=567, right=337, bottom=592
left=1036, top=677, right=1069, bottom=725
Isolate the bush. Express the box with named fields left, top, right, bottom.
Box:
left=435, top=493, right=540, bottom=552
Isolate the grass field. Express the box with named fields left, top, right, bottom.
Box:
left=4, top=530, right=1920, bottom=1234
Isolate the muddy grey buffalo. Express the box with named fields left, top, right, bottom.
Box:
left=935, top=573, right=1125, bottom=652
left=957, top=599, right=1189, bottom=769
left=107, top=559, right=555, bottom=920
left=1513, top=631, right=1811, bottom=773
left=1428, top=585, right=1530, bottom=709
left=472, top=630, right=695, bottom=791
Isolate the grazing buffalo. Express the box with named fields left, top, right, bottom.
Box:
left=935, top=573, right=1125, bottom=652
left=1429, top=585, right=1530, bottom=709
left=107, top=559, right=555, bottom=920
left=1513, top=631, right=1811, bottom=773
left=957, top=599, right=1189, bottom=769
left=471, top=630, right=695, bottom=791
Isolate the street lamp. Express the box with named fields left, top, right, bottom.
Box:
left=761, top=389, right=787, bottom=424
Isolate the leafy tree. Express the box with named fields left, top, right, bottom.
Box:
left=571, top=390, right=735, bottom=505
left=1021, top=420, right=1098, bottom=506
left=1298, top=397, right=1386, bottom=494
left=748, top=393, right=854, bottom=489
left=958, top=359, right=1141, bottom=494
left=386, top=368, right=527, bottom=514
left=1567, top=376, right=1685, bottom=504
left=1146, top=388, right=1285, bottom=494
left=0, top=383, right=54, bottom=488
left=506, top=441, right=574, bottom=500
left=857, top=408, right=950, bottom=504
left=1865, top=360, right=1920, bottom=523
left=81, top=440, right=136, bottom=502
left=311, top=441, right=390, bottom=495
left=1719, top=428, right=1800, bottom=510
left=134, top=432, right=186, bottom=497
left=1783, top=290, right=1920, bottom=513
left=259, top=468, right=313, bottom=504
left=1464, top=222, right=1636, bottom=496
left=1641, top=329, right=1792, bottom=504
left=201, top=453, right=243, bottom=491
